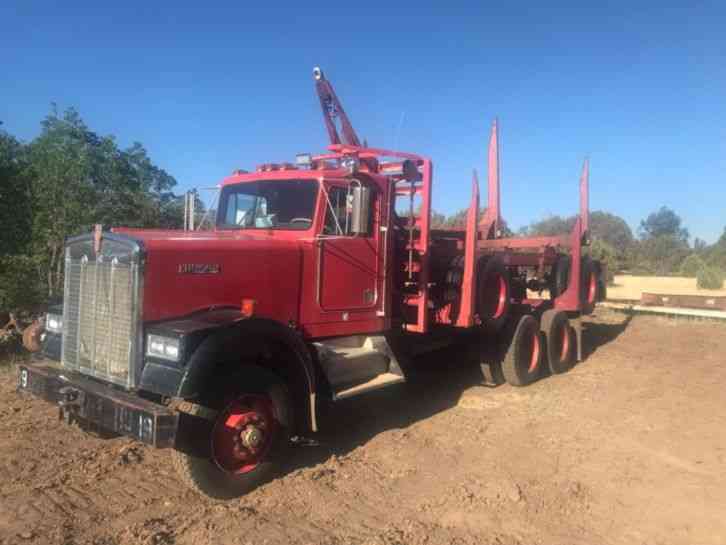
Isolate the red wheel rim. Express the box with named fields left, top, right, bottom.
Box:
left=483, top=273, right=507, bottom=320
left=560, top=324, right=570, bottom=362
left=528, top=330, right=540, bottom=373
left=587, top=272, right=597, bottom=304
left=211, top=395, right=278, bottom=475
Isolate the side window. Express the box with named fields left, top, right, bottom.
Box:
left=225, top=193, right=257, bottom=226
left=323, top=186, right=352, bottom=235
left=224, top=194, right=242, bottom=225
left=322, top=183, right=375, bottom=236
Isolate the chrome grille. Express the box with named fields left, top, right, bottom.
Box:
left=61, top=235, right=141, bottom=388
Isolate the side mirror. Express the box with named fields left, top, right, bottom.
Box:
left=349, top=186, right=371, bottom=235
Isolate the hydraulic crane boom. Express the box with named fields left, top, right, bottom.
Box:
left=313, top=66, right=362, bottom=147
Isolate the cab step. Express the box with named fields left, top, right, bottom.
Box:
left=314, top=335, right=406, bottom=401
left=333, top=372, right=405, bottom=400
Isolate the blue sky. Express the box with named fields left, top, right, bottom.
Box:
left=2, top=1, right=725, bottom=242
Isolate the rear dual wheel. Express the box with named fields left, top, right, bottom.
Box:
left=540, top=310, right=576, bottom=374
left=501, top=315, right=543, bottom=387
left=477, top=256, right=510, bottom=332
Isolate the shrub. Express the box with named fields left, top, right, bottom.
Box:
left=697, top=266, right=724, bottom=290
left=680, top=254, right=705, bottom=277
left=0, top=255, right=45, bottom=315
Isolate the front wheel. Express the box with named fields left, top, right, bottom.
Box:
left=172, top=367, right=292, bottom=499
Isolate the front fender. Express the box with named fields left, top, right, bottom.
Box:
left=172, top=315, right=317, bottom=432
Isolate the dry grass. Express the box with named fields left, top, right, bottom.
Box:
left=609, top=274, right=726, bottom=301
left=526, top=274, right=726, bottom=302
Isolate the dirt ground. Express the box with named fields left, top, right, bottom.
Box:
left=2, top=308, right=726, bottom=545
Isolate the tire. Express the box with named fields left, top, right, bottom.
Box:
left=501, top=315, right=543, bottom=387
left=580, top=257, right=598, bottom=315
left=481, top=360, right=505, bottom=387
left=540, top=310, right=575, bottom=374
left=477, top=256, right=510, bottom=332
left=471, top=335, right=505, bottom=387
left=172, top=366, right=292, bottom=500
left=550, top=255, right=570, bottom=299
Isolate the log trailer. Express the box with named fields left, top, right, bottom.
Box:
left=17, top=67, right=605, bottom=498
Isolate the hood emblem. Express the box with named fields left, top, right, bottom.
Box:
left=178, top=264, right=221, bottom=275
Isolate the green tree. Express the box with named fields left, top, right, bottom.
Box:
left=430, top=209, right=447, bottom=229
left=590, top=211, right=634, bottom=256
left=680, top=254, right=705, bottom=277
left=697, top=265, right=724, bottom=290
left=693, top=237, right=708, bottom=253
left=631, top=206, right=691, bottom=274
left=442, top=208, right=469, bottom=229
left=588, top=239, right=617, bottom=284
left=705, top=227, right=726, bottom=271
left=26, top=106, right=182, bottom=297
left=521, top=210, right=633, bottom=273
left=434, top=207, right=512, bottom=236
left=639, top=206, right=689, bottom=243
left=1, top=107, right=183, bottom=312
left=0, top=130, right=31, bottom=255
left=519, top=214, right=574, bottom=237
left=630, top=235, right=689, bottom=275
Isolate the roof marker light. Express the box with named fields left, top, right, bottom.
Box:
left=296, top=153, right=312, bottom=168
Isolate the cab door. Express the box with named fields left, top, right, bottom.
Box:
left=317, top=182, right=382, bottom=313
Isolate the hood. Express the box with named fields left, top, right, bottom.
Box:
left=113, top=228, right=306, bottom=324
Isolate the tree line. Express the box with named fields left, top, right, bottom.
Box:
left=1, top=107, right=188, bottom=313
left=432, top=206, right=726, bottom=288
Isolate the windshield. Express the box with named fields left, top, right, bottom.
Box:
left=217, top=179, right=318, bottom=230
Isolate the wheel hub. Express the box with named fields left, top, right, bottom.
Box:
left=211, top=395, right=277, bottom=474
left=239, top=424, right=265, bottom=449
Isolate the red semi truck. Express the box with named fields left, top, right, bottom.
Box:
left=18, top=68, right=605, bottom=498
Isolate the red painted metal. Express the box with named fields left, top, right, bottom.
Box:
left=478, top=236, right=571, bottom=250
left=455, top=172, right=479, bottom=327
left=479, top=119, right=501, bottom=239
left=211, top=394, right=277, bottom=474
left=113, top=230, right=303, bottom=324
left=580, top=158, right=589, bottom=239
left=553, top=217, right=583, bottom=312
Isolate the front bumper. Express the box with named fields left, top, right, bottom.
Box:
left=17, top=359, right=178, bottom=448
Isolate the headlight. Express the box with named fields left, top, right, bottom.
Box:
left=46, top=313, right=63, bottom=334
left=146, top=334, right=181, bottom=362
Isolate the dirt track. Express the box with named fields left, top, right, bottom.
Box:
left=2, top=309, right=726, bottom=545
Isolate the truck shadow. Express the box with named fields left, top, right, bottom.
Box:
left=581, top=311, right=633, bottom=360
left=287, top=343, right=482, bottom=472
left=284, top=311, right=633, bottom=475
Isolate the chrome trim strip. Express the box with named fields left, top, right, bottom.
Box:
left=60, top=248, right=72, bottom=367
left=76, top=255, right=88, bottom=370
